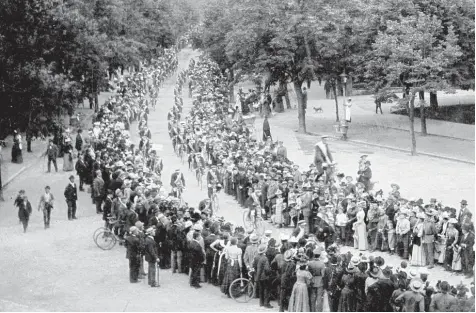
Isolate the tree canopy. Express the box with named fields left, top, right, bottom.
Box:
left=192, top=0, right=474, bottom=135
left=0, top=0, right=198, bottom=138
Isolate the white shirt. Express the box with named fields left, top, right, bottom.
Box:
left=336, top=213, right=348, bottom=227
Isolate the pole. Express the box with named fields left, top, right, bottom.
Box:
left=0, top=146, right=4, bottom=201
left=342, top=81, right=346, bottom=125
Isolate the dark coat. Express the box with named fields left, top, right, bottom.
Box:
left=64, top=183, right=78, bottom=201
left=357, top=167, right=372, bottom=191
left=144, top=236, right=159, bottom=263
left=75, top=134, right=83, bottom=151
left=188, top=240, right=205, bottom=265
left=367, top=278, right=395, bottom=312
left=253, top=254, right=271, bottom=281
left=75, top=160, right=88, bottom=178
left=125, top=235, right=141, bottom=260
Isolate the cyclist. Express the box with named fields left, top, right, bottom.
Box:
left=170, top=169, right=185, bottom=198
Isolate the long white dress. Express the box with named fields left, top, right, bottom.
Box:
left=344, top=101, right=352, bottom=122
left=354, top=210, right=368, bottom=251
left=410, top=223, right=426, bottom=266
left=274, top=197, right=284, bottom=224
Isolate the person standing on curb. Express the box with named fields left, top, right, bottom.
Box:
left=15, top=190, right=32, bottom=233
left=38, top=186, right=55, bottom=229
left=64, top=175, right=78, bottom=220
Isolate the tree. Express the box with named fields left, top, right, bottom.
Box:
left=370, top=11, right=462, bottom=154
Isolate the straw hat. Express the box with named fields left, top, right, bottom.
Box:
left=249, top=234, right=259, bottom=244
left=410, top=280, right=424, bottom=292
left=284, top=250, right=296, bottom=262
left=257, top=244, right=267, bottom=254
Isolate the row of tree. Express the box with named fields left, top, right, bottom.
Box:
left=191, top=0, right=474, bottom=154
left=0, top=0, right=198, bottom=138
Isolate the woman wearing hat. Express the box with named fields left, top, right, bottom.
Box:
left=353, top=202, right=368, bottom=251
left=220, top=237, right=243, bottom=297
left=338, top=263, right=357, bottom=312
left=410, top=213, right=426, bottom=267
left=444, top=218, right=460, bottom=271
left=288, top=255, right=312, bottom=312
left=62, top=137, right=74, bottom=171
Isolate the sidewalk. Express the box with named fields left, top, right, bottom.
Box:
left=253, top=114, right=475, bottom=209
left=0, top=99, right=110, bottom=189
left=260, top=107, right=475, bottom=163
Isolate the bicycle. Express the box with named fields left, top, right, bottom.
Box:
left=322, top=162, right=337, bottom=185
left=211, top=188, right=220, bottom=215
left=229, top=270, right=255, bottom=303
left=242, top=207, right=265, bottom=236
left=195, top=166, right=204, bottom=190
left=93, top=217, right=125, bottom=250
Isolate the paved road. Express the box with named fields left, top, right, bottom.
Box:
left=0, top=49, right=472, bottom=312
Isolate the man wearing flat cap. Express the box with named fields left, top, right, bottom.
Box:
left=307, top=247, right=326, bottom=311
left=458, top=200, right=471, bottom=225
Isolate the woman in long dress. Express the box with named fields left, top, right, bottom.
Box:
left=344, top=98, right=352, bottom=123
left=209, top=232, right=230, bottom=286
left=338, top=267, right=357, bottom=312
left=63, top=138, right=74, bottom=171
left=288, top=257, right=312, bottom=312
left=353, top=203, right=368, bottom=251
left=410, top=213, right=426, bottom=266
left=11, top=130, right=23, bottom=164
left=221, top=237, right=242, bottom=297
left=444, top=219, right=459, bottom=271
left=273, top=190, right=284, bottom=227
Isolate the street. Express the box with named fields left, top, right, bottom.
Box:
left=0, top=48, right=473, bottom=312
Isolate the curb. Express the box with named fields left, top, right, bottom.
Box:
left=1, top=110, right=96, bottom=190
left=305, top=131, right=475, bottom=165
left=353, top=122, right=475, bottom=142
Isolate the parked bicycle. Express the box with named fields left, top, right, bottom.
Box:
left=229, top=269, right=255, bottom=302
left=93, top=217, right=125, bottom=250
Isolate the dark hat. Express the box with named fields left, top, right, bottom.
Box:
left=461, top=199, right=468, bottom=205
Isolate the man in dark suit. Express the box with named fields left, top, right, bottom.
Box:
left=44, top=139, right=59, bottom=173
left=144, top=227, right=160, bottom=287
left=189, top=231, right=204, bottom=288
left=75, top=129, right=83, bottom=153
left=253, top=244, right=273, bottom=308
left=170, top=169, right=185, bottom=197
left=307, top=248, right=326, bottom=312
left=64, top=175, right=78, bottom=220
left=92, top=170, right=105, bottom=214
left=357, top=160, right=372, bottom=192
left=125, top=226, right=142, bottom=283
left=458, top=200, right=471, bottom=225
left=75, top=155, right=88, bottom=191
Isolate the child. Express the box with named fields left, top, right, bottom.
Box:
left=384, top=219, right=396, bottom=254
left=335, top=207, right=348, bottom=244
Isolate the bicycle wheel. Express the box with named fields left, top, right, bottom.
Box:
left=255, top=220, right=265, bottom=237
left=94, top=230, right=117, bottom=250
left=93, top=227, right=107, bottom=241
left=243, top=211, right=253, bottom=230
left=229, top=278, right=254, bottom=303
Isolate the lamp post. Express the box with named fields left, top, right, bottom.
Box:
left=340, top=71, right=348, bottom=117
left=339, top=71, right=349, bottom=140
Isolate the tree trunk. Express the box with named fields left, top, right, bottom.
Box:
left=419, top=91, right=425, bottom=100
left=275, top=81, right=286, bottom=113
left=284, top=86, right=291, bottom=109
left=94, top=92, right=99, bottom=112
left=420, top=100, right=427, bottom=136
left=331, top=80, right=340, bottom=122
left=409, top=93, right=417, bottom=155
left=430, top=91, right=438, bottom=111
left=228, top=68, right=235, bottom=104
left=293, top=80, right=306, bottom=133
